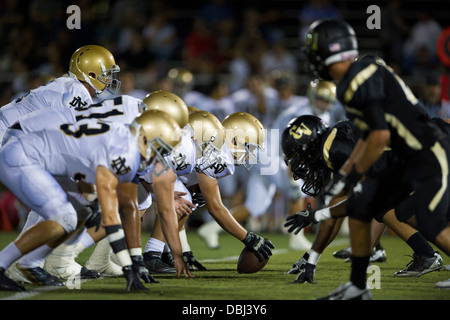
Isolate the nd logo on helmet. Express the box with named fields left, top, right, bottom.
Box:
left=289, top=123, right=312, bottom=139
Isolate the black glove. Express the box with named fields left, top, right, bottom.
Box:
left=192, top=193, right=206, bottom=208
left=284, top=203, right=317, bottom=234
left=242, top=232, right=274, bottom=262
left=131, top=255, right=159, bottom=284
left=183, top=251, right=207, bottom=271
left=122, top=264, right=148, bottom=291
left=84, top=199, right=101, bottom=232
left=292, top=263, right=317, bottom=284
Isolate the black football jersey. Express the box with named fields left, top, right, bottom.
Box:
left=319, top=120, right=357, bottom=186
left=319, top=119, right=392, bottom=187
left=336, top=55, right=446, bottom=158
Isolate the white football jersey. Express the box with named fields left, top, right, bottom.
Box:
left=180, top=143, right=235, bottom=187
left=0, top=77, right=93, bottom=131
left=141, top=129, right=196, bottom=183
left=17, top=119, right=140, bottom=184
left=18, top=95, right=143, bottom=133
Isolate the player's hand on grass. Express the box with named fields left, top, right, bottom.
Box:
left=292, top=263, right=317, bottom=284
left=284, top=203, right=317, bottom=234
left=131, top=255, right=159, bottom=283
left=183, top=251, right=207, bottom=270
left=122, top=264, right=148, bottom=291
left=242, top=232, right=274, bottom=262
left=174, top=254, right=195, bottom=278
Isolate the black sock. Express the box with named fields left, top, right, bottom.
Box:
left=375, top=242, right=383, bottom=251
left=350, top=255, right=370, bottom=290
left=407, top=232, right=434, bottom=258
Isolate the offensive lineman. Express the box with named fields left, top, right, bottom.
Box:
left=303, top=18, right=450, bottom=299
left=0, top=109, right=181, bottom=291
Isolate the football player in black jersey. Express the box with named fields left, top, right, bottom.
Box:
left=302, top=18, right=450, bottom=299
left=282, top=115, right=443, bottom=286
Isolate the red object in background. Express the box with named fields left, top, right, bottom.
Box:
left=437, top=28, right=450, bottom=102
left=0, top=191, right=20, bottom=232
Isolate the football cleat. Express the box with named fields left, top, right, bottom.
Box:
left=317, top=282, right=372, bottom=300
left=333, top=246, right=352, bottom=260
left=370, top=247, right=387, bottom=263
left=394, top=252, right=443, bottom=277
left=143, top=251, right=176, bottom=274
left=0, top=268, right=25, bottom=291
left=14, top=263, right=64, bottom=286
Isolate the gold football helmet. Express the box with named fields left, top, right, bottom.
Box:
left=222, top=112, right=265, bottom=169
left=307, top=80, right=336, bottom=114
left=142, top=90, right=189, bottom=128
left=167, top=67, right=194, bottom=96
left=188, top=110, right=225, bottom=171
left=69, top=45, right=121, bottom=95
left=130, top=109, right=181, bottom=175
left=187, top=106, right=200, bottom=114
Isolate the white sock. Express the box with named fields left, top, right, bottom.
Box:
left=179, top=229, right=190, bottom=253
left=144, top=238, right=165, bottom=253
left=0, top=243, right=22, bottom=270
left=19, top=244, right=54, bottom=268
left=307, top=249, right=321, bottom=266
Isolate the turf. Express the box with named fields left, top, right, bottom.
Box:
left=0, top=230, right=449, bottom=301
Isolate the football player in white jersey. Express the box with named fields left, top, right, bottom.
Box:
left=5, top=92, right=193, bottom=283
left=0, top=109, right=181, bottom=291
left=0, top=45, right=121, bottom=145
left=3, top=94, right=150, bottom=284
left=142, top=111, right=274, bottom=273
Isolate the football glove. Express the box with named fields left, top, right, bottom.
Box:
left=242, top=232, right=274, bottom=262
left=192, top=193, right=206, bottom=208
left=84, top=198, right=101, bottom=232
left=292, top=263, right=317, bottom=284
left=131, top=255, right=159, bottom=284
left=183, top=251, right=207, bottom=270
left=284, top=203, right=317, bottom=234
left=122, top=264, right=148, bottom=291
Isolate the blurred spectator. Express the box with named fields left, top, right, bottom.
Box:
left=182, top=17, right=219, bottom=74
left=142, top=3, right=179, bottom=61
left=117, top=28, right=154, bottom=72
left=260, top=39, right=298, bottom=76
left=380, top=0, right=410, bottom=66
left=231, top=73, right=278, bottom=129
left=402, top=10, right=442, bottom=74
left=417, top=74, right=447, bottom=118
left=298, top=0, right=341, bottom=44
left=118, top=71, right=148, bottom=100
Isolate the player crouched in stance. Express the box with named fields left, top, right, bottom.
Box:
left=282, top=115, right=444, bottom=285
left=0, top=109, right=181, bottom=291
left=298, top=18, right=450, bottom=299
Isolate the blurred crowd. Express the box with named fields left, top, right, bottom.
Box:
left=1, top=0, right=449, bottom=232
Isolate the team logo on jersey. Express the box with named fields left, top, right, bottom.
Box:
left=111, top=157, right=131, bottom=175
left=70, top=96, right=88, bottom=110
left=211, top=162, right=227, bottom=174
left=172, top=153, right=189, bottom=172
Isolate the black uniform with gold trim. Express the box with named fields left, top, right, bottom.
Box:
left=337, top=55, right=450, bottom=240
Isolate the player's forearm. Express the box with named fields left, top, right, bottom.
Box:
left=354, top=129, right=389, bottom=174
left=207, top=203, right=247, bottom=241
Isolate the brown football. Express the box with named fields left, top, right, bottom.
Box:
left=237, top=246, right=269, bottom=274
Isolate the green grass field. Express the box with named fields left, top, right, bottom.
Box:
left=0, top=230, right=449, bottom=302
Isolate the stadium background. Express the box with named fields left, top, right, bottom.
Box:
left=1, top=0, right=450, bottom=233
